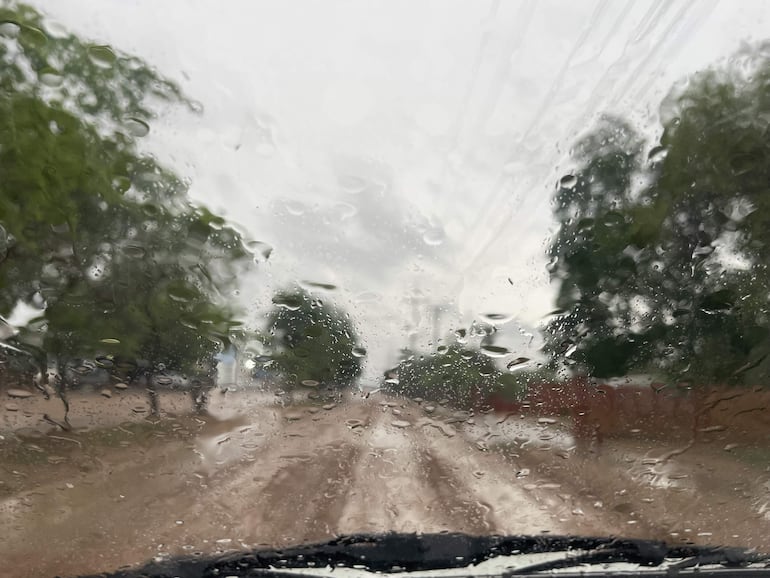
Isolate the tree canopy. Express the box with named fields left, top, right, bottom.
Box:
left=546, top=41, right=770, bottom=384
left=265, top=287, right=363, bottom=388
left=0, top=3, right=251, bottom=388
left=384, top=323, right=537, bottom=408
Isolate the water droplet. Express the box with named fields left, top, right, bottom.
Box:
left=155, top=376, right=173, bottom=386
left=391, top=420, right=411, bottom=428
left=352, top=347, right=367, bottom=358
left=300, top=379, right=319, bottom=387
left=248, top=241, right=273, bottom=263
left=124, top=117, right=150, bottom=137
left=122, top=244, right=146, bottom=258
left=480, top=344, right=510, bottom=358
left=300, top=280, right=337, bottom=291
left=422, top=227, right=446, bottom=247
left=73, top=363, right=94, bottom=375
left=95, top=355, right=114, bottom=368
left=88, top=44, right=117, bottom=68
left=7, top=389, right=33, bottom=399
left=322, top=403, right=336, bottom=410
left=0, top=22, right=20, bottom=38
left=648, top=146, right=668, bottom=163
left=537, top=417, right=557, bottom=424
left=559, top=175, right=578, bottom=189
left=338, top=175, right=367, bottom=194
left=286, top=412, right=303, bottom=421
left=272, top=294, right=303, bottom=311
left=507, top=357, right=531, bottom=370
left=167, top=282, right=198, bottom=303
left=345, top=418, right=364, bottom=429
left=100, top=338, right=120, bottom=344
left=355, top=291, right=381, bottom=303
left=283, top=200, right=304, bottom=216
left=114, top=383, right=128, bottom=390
left=5, top=403, right=19, bottom=411
left=479, top=313, right=513, bottom=325
left=100, top=388, right=112, bottom=398
left=20, top=25, right=47, bottom=47
left=333, top=202, right=358, bottom=221
left=38, top=68, right=63, bottom=87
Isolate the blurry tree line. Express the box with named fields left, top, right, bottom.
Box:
left=0, top=2, right=252, bottom=417
left=383, top=323, right=553, bottom=408
left=546, top=41, right=770, bottom=386
left=0, top=3, right=363, bottom=419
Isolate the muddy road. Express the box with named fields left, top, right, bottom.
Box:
left=0, top=387, right=768, bottom=578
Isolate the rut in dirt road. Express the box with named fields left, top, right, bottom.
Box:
left=246, top=440, right=360, bottom=545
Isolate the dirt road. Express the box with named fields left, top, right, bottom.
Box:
left=0, top=387, right=768, bottom=578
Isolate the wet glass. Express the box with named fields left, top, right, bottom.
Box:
left=1, top=1, right=770, bottom=576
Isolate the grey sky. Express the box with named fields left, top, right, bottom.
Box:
left=31, top=0, right=770, bottom=378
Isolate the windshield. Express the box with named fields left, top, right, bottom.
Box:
left=1, top=1, right=770, bottom=576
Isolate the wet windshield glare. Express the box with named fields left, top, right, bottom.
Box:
left=1, top=1, right=770, bottom=576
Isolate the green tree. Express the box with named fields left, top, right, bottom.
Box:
left=0, top=3, right=251, bottom=418
left=266, top=287, right=362, bottom=388
left=546, top=41, right=770, bottom=384
left=387, top=344, right=497, bottom=407
left=385, top=333, right=535, bottom=409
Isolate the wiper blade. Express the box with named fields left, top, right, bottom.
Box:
left=503, top=538, right=667, bottom=575
left=504, top=541, right=770, bottom=575
left=82, top=533, right=770, bottom=578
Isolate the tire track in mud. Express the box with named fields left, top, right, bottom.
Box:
left=338, top=403, right=551, bottom=537
left=337, top=407, right=437, bottom=534
left=412, top=415, right=571, bottom=537
left=414, top=446, right=495, bottom=534
left=198, top=399, right=380, bottom=547
left=245, top=440, right=360, bottom=545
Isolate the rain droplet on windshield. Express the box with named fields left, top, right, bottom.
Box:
left=248, top=240, right=273, bottom=263
left=422, top=227, right=446, bottom=246
left=0, top=21, right=20, bottom=37
left=38, top=68, right=63, bottom=87
left=648, top=145, right=668, bottom=163
left=507, top=357, right=531, bottom=370
left=479, top=313, right=514, bottom=325
left=559, top=174, right=578, bottom=189
left=480, top=344, right=510, bottom=358
left=124, top=117, right=150, bottom=137
left=272, top=294, right=303, bottom=311
left=87, top=44, right=117, bottom=68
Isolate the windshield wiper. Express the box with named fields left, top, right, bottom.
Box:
left=81, top=533, right=770, bottom=578
left=503, top=541, right=770, bottom=575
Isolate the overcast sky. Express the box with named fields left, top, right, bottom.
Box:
left=31, top=0, right=770, bottom=378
